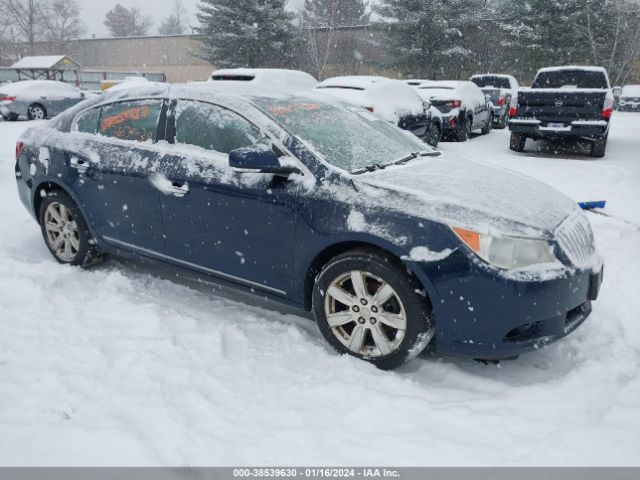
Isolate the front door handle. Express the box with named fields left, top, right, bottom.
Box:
left=168, top=181, right=189, bottom=198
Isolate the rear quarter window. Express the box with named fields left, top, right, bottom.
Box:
left=74, top=108, right=100, bottom=134
left=98, top=99, right=163, bottom=142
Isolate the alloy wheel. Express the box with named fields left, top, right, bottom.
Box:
left=29, top=105, right=45, bottom=120
left=44, top=202, right=80, bottom=262
left=324, top=270, right=407, bottom=358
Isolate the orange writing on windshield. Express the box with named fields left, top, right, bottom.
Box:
left=101, top=106, right=150, bottom=131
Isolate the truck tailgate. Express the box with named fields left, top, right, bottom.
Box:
left=517, top=90, right=606, bottom=123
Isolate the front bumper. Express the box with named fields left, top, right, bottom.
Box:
left=417, top=250, right=603, bottom=359
left=510, top=119, right=609, bottom=140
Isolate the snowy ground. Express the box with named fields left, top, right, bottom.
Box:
left=0, top=114, right=639, bottom=466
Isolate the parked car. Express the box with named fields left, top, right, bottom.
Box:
left=617, top=85, right=640, bottom=112
left=470, top=74, right=519, bottom=128
left=413, top=80, right=493, bottom=141
left=15, top=83, right=603, bottom=370
left=208, top=68, right=318, bottom=92
left=509, top=66, right=614, bottom=157
left=314, top=76, right=443, bottom=147
left=0, top=80, right=89, bottom=121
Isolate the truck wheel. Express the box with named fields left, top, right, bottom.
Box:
left=510, top=133, right=526, bottom=152
left=590, top=137, right=607, bottom=158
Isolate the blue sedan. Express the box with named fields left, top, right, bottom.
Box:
left=14, top=83, right=603, bottom=370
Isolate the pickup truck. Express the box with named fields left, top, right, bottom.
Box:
left=509, top=66, right=615, bottom=157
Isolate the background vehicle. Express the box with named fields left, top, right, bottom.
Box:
left=208, top=68, right=318, bottom=92
left=315, top=76, right=442, bottom=147
left=0, top=80, right=89, bottom=121
left=15, top=84, right=602, bottom=370
left=470, top=74, right=519, bottom=128
left=618, top=85, right=640, bottom=111
left=414, top=80, right=493, bottom=141
left=509, top=66, right=614, bottom=157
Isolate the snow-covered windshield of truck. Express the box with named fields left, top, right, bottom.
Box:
left=254, top=97, right=433, bottom=173
left=532, top=70, right=609, bottom=89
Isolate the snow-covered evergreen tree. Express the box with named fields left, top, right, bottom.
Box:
left=196, top=0, right=297, bottom=68
left=301, top=0, right=369, bottom=28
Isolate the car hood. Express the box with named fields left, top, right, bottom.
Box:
left=355, top=157, right=577, bottom=239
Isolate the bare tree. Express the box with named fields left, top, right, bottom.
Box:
left=43, top=0, right=85, bottom=49
left=0, top=0, right=47, bottom=54
left=104, top=3, right=152, bottom=38
left=158, top=0, right=188, bottom=36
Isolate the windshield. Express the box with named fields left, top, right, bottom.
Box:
left=254, top=96, right=433, bottom=173
left=532, top=70, right=609, bottom=89
left=471, top=76, right=511, bottom=89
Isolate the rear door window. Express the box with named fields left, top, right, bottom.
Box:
left=174, top=100, right=268, bottom=154
left=98, top=99, right=163, bottom=142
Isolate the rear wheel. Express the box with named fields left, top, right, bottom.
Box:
left=313, top=249, right=434, bottom=370
left=28, top=103, right=47, bottom=120
left=39, top=190, right=103, bottom=267
left=510, top=133, right=527, bottom=152
left=426, top=122, right=441, bottom=148
left=456, top=116, right=473, bottom=142
left=590, top=136, right=607, bottom=158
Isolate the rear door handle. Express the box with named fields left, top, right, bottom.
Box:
left=70, top=156, right=90, bottom=174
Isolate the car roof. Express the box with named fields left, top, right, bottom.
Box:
left=316, top=76, right=388, bottom=89
left=0, top=80, right=78, bottom=92
left=537, top=66, right=608, bottom=74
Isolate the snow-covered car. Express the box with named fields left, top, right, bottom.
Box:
left=208, top=68, right=318, bottom=93
left=470, top=74, right=519, bottom=128
left=0, top=80, right=89, bottom=121
left=414, top=80, right=493, bottom=141
left=315, top=76, right=442, bottom=147
left=15, top=83, right=603, bottom=370
left=618, top=85, right=640, bottom=112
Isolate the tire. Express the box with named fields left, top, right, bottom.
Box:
left=510, top=133, right=527, bottom=152
left=39, top=190, right=103, bottom=268
left=481, top=113, right=493, bottom=135
left=456, top=116, right=472, bottom=142
left=426, top=122, right=441, bottom=148
left=312, top=248, right=434, bottom=370
left=590, top=136, right=607, bottom=158
left=28, top=103, right=47, bottom=120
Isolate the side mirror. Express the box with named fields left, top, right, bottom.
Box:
left=80, top=92, right=85, bottom=98
left=612, top=86, right=622, bottom=96
left=485, top=94, right=492, bottom=103
left=229, top=145, right=301, bottom=176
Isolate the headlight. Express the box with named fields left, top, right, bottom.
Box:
left=452, top=227, right=558, bottom=269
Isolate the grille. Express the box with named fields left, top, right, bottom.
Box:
left=555, top=210, right=597, bottom=269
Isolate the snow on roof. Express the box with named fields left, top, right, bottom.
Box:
left=621, top=85, right=640, bottom=96
left=209, top=68, right=317, bottom=91
left=317, top=76, right=388, bottom=89
left=11, top=55, right=80, bottom=70
left=537, top=66, right=608, bottom=74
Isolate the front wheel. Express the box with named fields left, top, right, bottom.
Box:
left=313, top=249, right=434, bottom=370
left=28, top=103, right=47, bottom=120
left=481, top=113, right=493, bottom=135
left=39, top=190, right=103, bottom=267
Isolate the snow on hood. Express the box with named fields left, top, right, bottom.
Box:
left=354, top=157, right=577, bottom=239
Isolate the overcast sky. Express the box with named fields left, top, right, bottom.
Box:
left=79, top=0, right=305, bottom=38
left=80, top=0, right=201, bottom=38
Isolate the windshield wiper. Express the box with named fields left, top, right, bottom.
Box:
left=351, top=150, right=441, bottom=175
